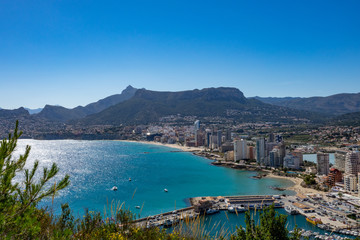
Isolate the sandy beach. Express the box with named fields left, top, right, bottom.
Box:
left=119, top=140, right=204, bottom=152
left=266, top=173, right=324, bottom=196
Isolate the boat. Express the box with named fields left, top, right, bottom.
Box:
left=135, top=206, right=140, bottom=209
left=129, top=178, right=131, bottom=181
left=285, top=206, right=299, bottom=215
left=236, top=206, right=246, bottom=212
left=111, top=186, right=118, bottom=191
left=306, top=216, right=322, bottom=225
left=228, top=206, right=235, bottom=213
left=206, top=208, right=220, bottom=215
left=163, top=219, right=173, bottom=228
left=164, top=188, right=168, bottom=192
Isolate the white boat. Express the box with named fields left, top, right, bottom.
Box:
left=285, top=206, right=299, bottom=215
left=135, top=206, right=140, bottom=209
left=206, top=208, right=219, bottom=215
left=236, top=206, right=246, bottom=212
left=228, top=206, right=235, bottom=213
left=111, top=186, right=118, bottom=191
left=164, top=188, right=168, bottom=192
left=129, top=177, right=131, bottom=181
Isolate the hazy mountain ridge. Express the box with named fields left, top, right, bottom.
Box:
left=254, top=93, right=360, bottom=116
left=35, top=85, right=138, bottom=122
left=0, top=107, right=30, bottom=119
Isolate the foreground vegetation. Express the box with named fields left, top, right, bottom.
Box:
left=1, top=122, right=304, bottom=239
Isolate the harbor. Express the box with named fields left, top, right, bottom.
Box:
left=132, top=194, right=360, bottom=239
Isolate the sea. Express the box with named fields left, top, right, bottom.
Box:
left=303, top=153, right=335, bottom=164
left=12, top=140, right=345, bottom=237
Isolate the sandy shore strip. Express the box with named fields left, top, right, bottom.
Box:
left=119, top=140, right=204, bottom=152
left=266, top=173, right=324, bottom=196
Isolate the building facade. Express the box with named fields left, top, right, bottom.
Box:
left=317, top=152, right=330, bottom=176
left=327, top=168, right=343, bottom=187
left=256, top=138, right=266, bottom=165
left=335, top=150, right=347, bottom=172
left=344, top=174, right=357, bottom=192
left=234, top=139, right=247, bottom=161
left=345, top=151, right=360, bottom=175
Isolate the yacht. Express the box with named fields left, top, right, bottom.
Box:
left=164, top=188, right=168, bottom=192
left=111, top=186, right=118, bottom=191
left=228, top=206, right=235, bottom=213
left=236, top=205, right=246, bottom=212
left=285, top=206, right=299, bottom=215
left=206, top=208, right=220, bottom=215
left=129, top=178, right=131, bottom=181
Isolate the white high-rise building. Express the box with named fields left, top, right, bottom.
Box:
left=345, top=151, right=360, bottom=175
left=344, top=174, right=357, bottom=192
left=317, top=153, right=329, bottom=176
left=234, top=139, right=248, bottom=161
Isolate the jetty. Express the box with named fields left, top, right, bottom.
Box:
left=134, top=206, right=197, bottom=228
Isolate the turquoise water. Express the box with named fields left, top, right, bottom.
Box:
left=15, top=140, right=294, bottom=217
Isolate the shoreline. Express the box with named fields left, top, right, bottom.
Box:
left=119, top=140, right=204, bottom=152
left=121, top=140, right=314, bottom=197
left=265, top=173, right=324, bottom=196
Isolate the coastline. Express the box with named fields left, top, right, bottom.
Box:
left=119, top=140, right=204, bottom=152
left=266, top=173, right=323, bottom=196
left=121, top=140, right=309, bottom=196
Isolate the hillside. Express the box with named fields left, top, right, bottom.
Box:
left=0, top=107, right=29, bottom=119
left=331, top=111, right=360, bottom=126
left=35, top=85, right=138, bottom=122
left=252, top=96, right=301, bottom=105
left=254, top=93, right=360, bottom=116
left=77, top=87, right=325, bottom=125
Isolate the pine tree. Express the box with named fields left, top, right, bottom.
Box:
left=0, top=121, right=70, bottom=238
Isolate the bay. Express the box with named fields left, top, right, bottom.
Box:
left=14, top=139, right=294, bottom=217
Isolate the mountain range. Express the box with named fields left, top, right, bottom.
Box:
left=36, top=85, right=138, bottom=122
left=75, top=87, right=323, bottom=125
left=253, top=92, right=360, bottom=116
left=1, top=86, right=360, bottom=127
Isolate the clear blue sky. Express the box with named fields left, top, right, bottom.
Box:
left=1, top=0, right=359, bottom=109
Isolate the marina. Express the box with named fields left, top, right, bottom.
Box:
left=133, top=194, right=360, bottom=239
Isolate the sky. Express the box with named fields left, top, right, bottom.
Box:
left=1, top=0, right=360, bottom=109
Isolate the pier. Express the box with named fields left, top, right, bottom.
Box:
left=134, top=195, right=282, bottom=228
left=134, top=206, right=198, bottom=228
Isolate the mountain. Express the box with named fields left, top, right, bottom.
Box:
left=25, top=108, right=43, bottom=114
left=0, top=107, right=30, bottom=119
left=36, top=85, right=138, bottom=122
left=253, top=93, right=360, bottom=116
left=77, top=87, right=325, bottom=126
